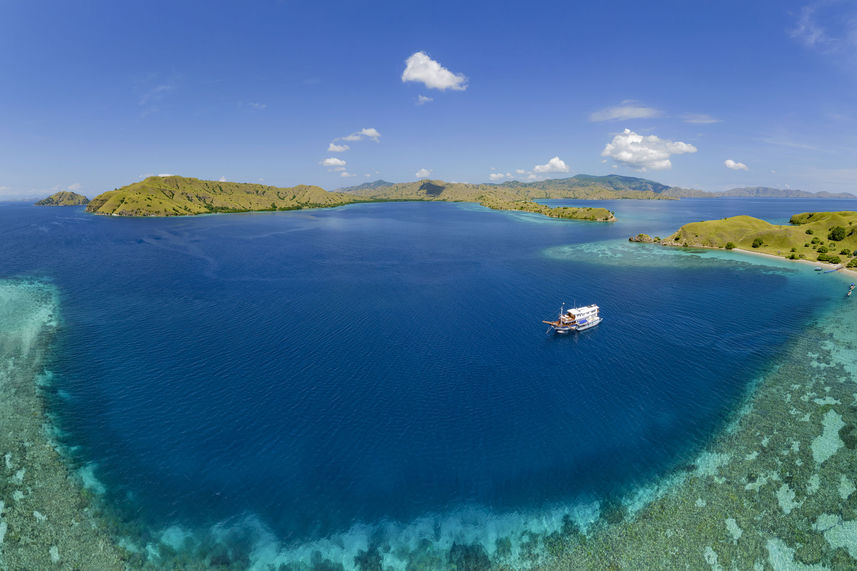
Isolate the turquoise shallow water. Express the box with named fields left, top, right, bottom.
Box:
left=0, top=199, right=854, bottom=568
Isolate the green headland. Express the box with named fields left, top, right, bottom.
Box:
left=34, top=191, right=89, bottom=206
left=637, top=211, right=857, bottom=268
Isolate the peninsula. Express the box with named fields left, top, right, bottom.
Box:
left=638, top=211, right=857, bottom=268
left=35, top=191, right=89, bottom=206
left=85, top=175, right=615, bottom=221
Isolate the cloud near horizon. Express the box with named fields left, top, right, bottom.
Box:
left=402, top=51, right=467, bottom=91
left=533, top=156, right=570, bottom=174
left=601, top=129, right=697, bottom=170
left=724, top=159, right=749, bottom=171
left=415, top=168, right=432, bottom=178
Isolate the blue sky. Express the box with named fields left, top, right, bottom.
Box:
left=2, top=0, right=857, bottom=199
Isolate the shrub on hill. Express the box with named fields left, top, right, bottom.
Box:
left=725, top=242, right=735, bottom=250
left=828, top=226, right=846, bottom=241
left=827, top=256, right=841, bottom=265
left=806, top=229, right=814, bottom=235
left=752, top=238, right=764, bottom=248
left=817, top=253, right=830, bottom=261
left=840, top=248, right=852, bottom=256
left=817, top=246, right=829, bottom=253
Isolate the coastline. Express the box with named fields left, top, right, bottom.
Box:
left=731, top=247, right=857, bottom=279
left=0, top=280, right=127, bottom=569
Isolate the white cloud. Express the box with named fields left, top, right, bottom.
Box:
left=415, top=168, right=432, bottom=178
left=590, top=101, right=662, bottom=122
left=682, top=113, right=721, bottom=124
left=218, top=176, right=227, bottom=182
left=402, top=51, right=467, bottom=91
left=417, top=94, right=434, bottom=105
left=792, top=4, right=829, bottom=48
left=158, top=173, right=175, bottom=177
left=724, top=159, right=748, bottom=171
left=340, top=171, right=355, bottom=177
left=247, top=102, right=267, bottom=110
left=533, top=156, right=570, bottom=174
left=601, top=129, right=697, bottom=171
left=328, top=143, right=349, bottom=152
left=489, top=172, right=513, bottom=181
left=67, top=182, right=82, bottom=191
left=515, top=169, right=526, bottom=175
left=321, top=157, right=347, bottom=172
left=338, top=127, right=381, bottom=143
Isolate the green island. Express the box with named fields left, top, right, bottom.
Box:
left=34, top=191, right=89, bottom=206
left=84, top=175, right=616, bottom=221
left=632, top=211, right=857, bottom=269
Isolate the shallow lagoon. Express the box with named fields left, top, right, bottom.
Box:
left=0, top=199, right=855, bottom=569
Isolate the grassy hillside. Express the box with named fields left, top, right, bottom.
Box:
left=479, top=196, right=615, bottom=221
left=86, top=176, right=618, bottom=221
left=354, top=178, right=667, bottom=202
left=659, top=211, right=857, bottom=267
left=35, top=191, right=89, bottom=206
left=86, top=176, right=357, bottom=216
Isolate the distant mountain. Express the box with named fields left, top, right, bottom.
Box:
left=665, top=186, right=856, bottom=199
left=338, top=179, right=394, bottom=192
left=35, top=191, right=89, bottom=206
left=497, top=174, right=672, bottom=194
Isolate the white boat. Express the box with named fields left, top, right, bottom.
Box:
left=543, top=303, right=602, bottom=334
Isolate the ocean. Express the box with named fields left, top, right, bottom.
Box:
left=0, top=198, right=854, bottom=568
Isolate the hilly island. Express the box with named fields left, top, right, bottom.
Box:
left=633, top=211, right=857, bottom=269
left=35, top=191, right=89, bottom=206
left=84, top=175, right=616, bottom=221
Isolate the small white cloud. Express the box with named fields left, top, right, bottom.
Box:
left=67, top=182, right=82, bottom=191
left=328, top=143, right=349, bottom=152
left=527, top=173, right=540, bottom=181
left=338, top=128, right=381, bottom=143
left=321, top=157, right=347, bottom=172
left=158, top=173, right=175, bottom=177
left=724, top=159, right=749, bottom=171
left=489, top=172, right=513, bottom=181
left=247, top=102, right=267, bottom=110
left=515, top=169, right=526, bottom=175
left=415, top=168, right=432, bottom=178
left=417, top=94, right=434, bottom=105
left=402, top=51, right=467, bottom=91
left=682, top=113, right=720, bottom=124
left=218, top=176, right=227, bottom=182
left=359, top=127, right=381, bottom=141
left=590, top=101, right=662, bottom=122
left=533, top=156, right=570, bottom=174
left=340, top=171, right=356, bottom=177
left=601, top=129, right=697, bottom=171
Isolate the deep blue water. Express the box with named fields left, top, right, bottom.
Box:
left=0, top=199, right=850, bottom=553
